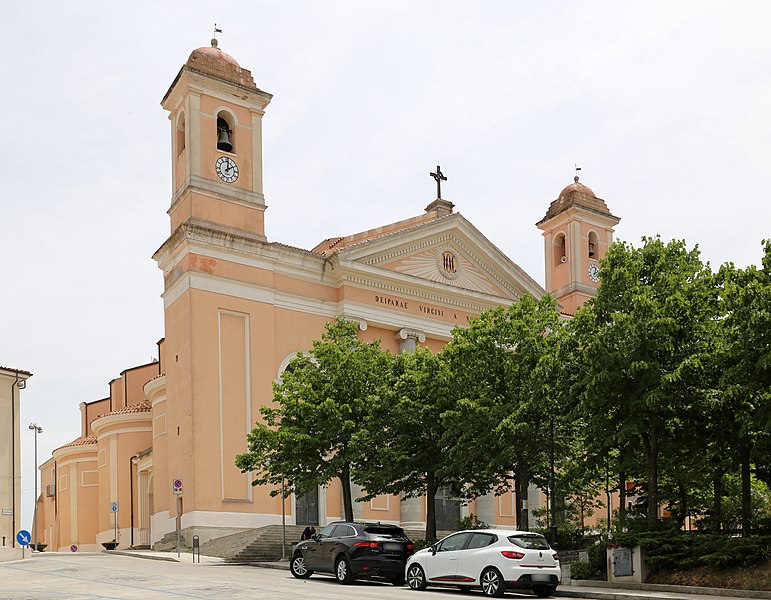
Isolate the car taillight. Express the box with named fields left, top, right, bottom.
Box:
left=406, top=544, right=414, bottom=550
left=354, top=541, right=379, bottom=548
left=501, top=550, right=525, bottom=559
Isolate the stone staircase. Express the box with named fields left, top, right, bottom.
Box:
left=197, top=524, right=307, bottom=563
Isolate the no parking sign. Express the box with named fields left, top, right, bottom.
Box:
left=173, top=478, right=183, bottom=495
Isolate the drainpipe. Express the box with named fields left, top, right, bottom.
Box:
left=11, top=373, right=17, bottom=548
left=129, top=454, right=137, bottom=547
left=9, top=374, right=26, bottom=548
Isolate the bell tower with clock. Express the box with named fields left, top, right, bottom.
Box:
left=536, top=177, right=620, bottom=315
left=160, top=38, right=272, bottom=239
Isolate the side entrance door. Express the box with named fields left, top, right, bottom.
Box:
left=295, top=487, right=319, bottom=526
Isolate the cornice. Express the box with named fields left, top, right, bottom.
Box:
left=91, top=411, right=152, bottom=437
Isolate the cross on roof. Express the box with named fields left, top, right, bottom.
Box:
left=430, top=165, right=447, bottom=199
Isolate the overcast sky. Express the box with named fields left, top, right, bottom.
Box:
left=4, top=1, right=770, bottom=534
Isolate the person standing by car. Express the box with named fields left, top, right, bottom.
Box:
left=300, top=526, right=316, bottom=540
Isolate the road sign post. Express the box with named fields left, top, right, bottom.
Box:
left=111, top=501, right=119, bottom=545
left=173, top=479, right=183, bottom=558
left=17, top=529, right=30, bottom=559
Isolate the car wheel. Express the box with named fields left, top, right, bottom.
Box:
left=533, top=584, right=556, bottom=598
left=389, top=574, right=405, bottom=586
left=290, top=553, right=313, bottom=579
left=335, top=556, right=353, bottom=584
left=480, top=567, right=505, bottom=597
left=406, top=563, right=428, bottom=590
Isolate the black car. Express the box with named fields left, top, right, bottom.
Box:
left=290, top=521, right=414, bottom=585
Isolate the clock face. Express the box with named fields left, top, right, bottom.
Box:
left=588, top=263, right=600, bottom=283
left=215, top=156, right=239, bottom=183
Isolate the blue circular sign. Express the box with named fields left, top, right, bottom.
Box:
left=16, top=530, right=31, bottom=546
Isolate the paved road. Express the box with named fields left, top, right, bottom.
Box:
left=0, top=552, right=534, bottom=600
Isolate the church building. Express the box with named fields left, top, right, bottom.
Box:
left=35, top=40, right=619, bottom=552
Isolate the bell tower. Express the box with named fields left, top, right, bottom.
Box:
left=161, top=39, right=272, bottom=239
left=536, top=177, right=620, bottom=314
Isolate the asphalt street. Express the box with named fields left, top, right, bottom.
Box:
left=0, top=552, right=517, bottom=600
left=3, top=553, right=765, bottom=600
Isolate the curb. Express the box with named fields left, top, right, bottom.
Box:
left=562, top=582, right=771, bottom=600
left=104, top=550, right=179, bottom=563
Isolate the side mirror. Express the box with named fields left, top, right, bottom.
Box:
left=431, top=544, right=437, bottom=555
left=311, top=533, right=320, bottom=541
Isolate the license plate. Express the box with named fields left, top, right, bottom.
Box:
left=382, top=542, right=402, bottom=552
left=532, top=574, right=551, bottom=582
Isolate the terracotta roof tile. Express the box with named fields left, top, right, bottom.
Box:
left=91, top=402, right=151, bottom=425
left=54, top=436, right=97, bottom=452
left=538, top=177, right=618, bottom=224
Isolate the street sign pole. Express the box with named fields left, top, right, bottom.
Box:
left=176, top=495, right=181, bottom=559
left=110, top=502, right=119, bottom=545
left=172, top=479, right=183, bottom=559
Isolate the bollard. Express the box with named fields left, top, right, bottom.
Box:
left=192, top=535, right=200, bottom=564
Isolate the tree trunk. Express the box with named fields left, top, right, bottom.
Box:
left=644, top=428, right=659, bottom=526
left=741, top=445, right=752, bottom=535
left=618, top=469, right=627, bottom=526
left=425, top=473, right=437, bottom=543
left=713, top=469, right=723, bottom=530
left=516, top=460, right=530, bottom=530
left=340, top=465, right=354, bottom=522
left=679, top=484, right=688, bottom=529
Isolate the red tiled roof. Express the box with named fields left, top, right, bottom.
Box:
left=0, top=366, right=32, bottom=376
left=91, top=402, right=151, bottom=425
left=538, top=177, right=618, bottom=225
left=54, top=436, right=96, bottom=452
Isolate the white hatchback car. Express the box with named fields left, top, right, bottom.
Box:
left=405, top=529, right=560, bottom=597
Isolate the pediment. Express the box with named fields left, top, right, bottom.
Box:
left=333, top=214, right=544, bottom=300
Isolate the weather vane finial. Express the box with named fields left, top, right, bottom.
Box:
left=212, top=23, right=223, bottom=48
left=574, top=164, right=582, bottom=183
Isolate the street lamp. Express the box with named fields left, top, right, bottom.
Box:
left=264, top=458, right=287, bottom=560
left=28, top=423, right=43, bottom=551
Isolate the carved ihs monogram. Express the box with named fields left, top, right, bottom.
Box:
left=394, top=249, right=497, bottom=295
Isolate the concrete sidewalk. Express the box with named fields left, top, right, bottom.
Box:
left=110, top=550, right=770, bottom=600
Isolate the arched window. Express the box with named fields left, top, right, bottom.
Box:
left=176, top=112, right=186, bottom=157
left=216, top=112, right=235, bottom=153
left=554, top=234, right=567, bottom=266
left=588, top=231, right=599, bottom=259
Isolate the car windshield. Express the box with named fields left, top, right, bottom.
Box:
left=364, top=526, right=406, bottom=539
left=507, top=533, right=551, bottom=550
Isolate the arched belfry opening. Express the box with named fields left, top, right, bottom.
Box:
left=216, top=113, right=234, bottom=153
left=554, top=233, right=567, bottom=266
left=588, top=231, right=599, bottom=259
left=176, top=112, right=186, bottom=157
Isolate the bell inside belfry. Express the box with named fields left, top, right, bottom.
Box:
left=217, top=117, right=233, bottom=153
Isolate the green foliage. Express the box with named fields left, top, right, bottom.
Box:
left=411, top=539, right=431, bottom=551
left=457, top=513, right=489, bottom=530
left=569, top=560, right=592, bottom=580
left=354, top=347, right=462, bottom=541
left=570, top=236, right=719, bottom=526
left=235, top=318, right=391, bottom=521
left=613, top=531, right=771, bottom=573
left=442, top=294, right=565, bottom=525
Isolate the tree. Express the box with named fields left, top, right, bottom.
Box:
left=235, top=318, right=391, bottom=522
left=716, top=240, right=771, bottom=532
left=441, top=293, right=563, bottom=528
left=355, top=347, right=461, bottom=542
left=572, top=237, right=717, bottom=527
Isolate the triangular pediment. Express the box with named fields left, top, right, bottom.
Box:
left=333, top=214, right=544, bottom=301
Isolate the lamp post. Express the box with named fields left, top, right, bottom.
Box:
left=549, top=418, right=557, bottom=548
left=28, top=423, right=42, bottom=551
left=265, top=458, right=287, bottom=560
